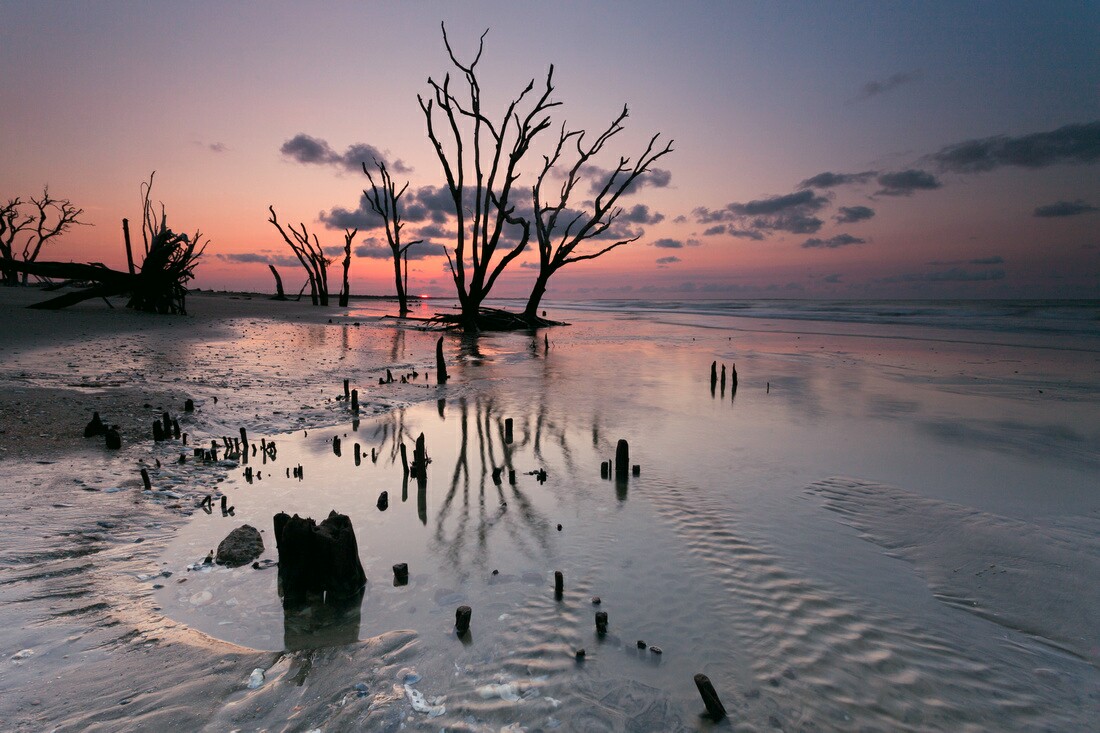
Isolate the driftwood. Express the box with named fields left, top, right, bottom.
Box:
left=426, top=307, right=567, bottom=332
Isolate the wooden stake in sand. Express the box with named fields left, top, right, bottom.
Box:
left=351, top=389, right=358, bottom=413
left=105, top=427, right=121, bottom=450
left=693, top=673, right=727, bottom=721
left=140, top=468, right=151, bottom=491
left=436, top=335, right=448, bottom=384
left=595, top=611, right=609, bottom=635
left=554, top=570, right=564, bottom=599
left=343, top=379, right=350, bottom=400
left=455, top=605, right=472, bottom=635
left=504, top=418, right=513, bottom=444
left=615, top=439, right=629, bottom=481
left=392, top=562, right=409, bottom=585
left=152, top=420, right=166, bottom=442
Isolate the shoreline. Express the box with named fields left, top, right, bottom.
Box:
left=1, top=287, right=1097, bottom=730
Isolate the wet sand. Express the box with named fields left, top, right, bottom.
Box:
left=1, top=288, right=1098, bottom=731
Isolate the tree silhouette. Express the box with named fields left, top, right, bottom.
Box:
left=419, top=23, right=558, bottom=330
left=362, top=159, right=421, bottom=315
left=525, top=106, right=673, bottom=320
left=0, top=187, right=86, bottom=285
left=268, top=206, right=355, bottom=307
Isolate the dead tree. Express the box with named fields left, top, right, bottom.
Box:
left=362, top=159, right=421, bottom=316
left=418, top=23, right=558, bottom=330
left=0, top=188, right=87, bottom=285
left=267, top=206, right=332, bottom=306
left=268, top=264, right=287, bottom=300
left=338, top=228, right=356, bottom=307
left=11, top=173, right=205, bottom=313
left=525, top=106, right=673, bottom=320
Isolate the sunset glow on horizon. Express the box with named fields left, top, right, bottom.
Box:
left=2, top=1, right=1098, bottom=300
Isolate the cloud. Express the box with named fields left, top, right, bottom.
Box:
left=587, top=166, right=672, bottom=196
left=673, top=214, right=687, bottom=224
left=801, top=234, right=866, bottom=249
left=834, top=205, right=875, bottom=223
left=280, top=133, right=410, bottom=174
left=216, top=252, right=303, bottom=268
left=353, top=239, right=449, bottom=260
left=209, top=142, right=228, bottom=153
left=703, top=224, right=727, bottom=236
left=656, top=256, right=680, bottom=265
left=883, top=267, right=1005, bottom=283
left=621, top=204, right=665, bottom=224
left=930, top=121, right=1100, bottom=173
left=694, top=189, right=828, bottom=235
left=853, top=71, right=921, bottom=102
left=1033, top=199, right=1098, bottom=218
left=798, top=171, right=876, bottom=189
left=727, top=228, right=766, bottom=240
left=652, top=238, right=683, bottom=249
left=416, top=224, right=449, bottom=238
left=875, top=169, right=941, bottom=196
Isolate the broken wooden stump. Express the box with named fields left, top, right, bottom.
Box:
left=184, top=398, right=194, bottom=412
left=595, top=611, right=608, bottom=635
left=392, top=562, right=409, bottom=586
left=504, top=417, right=513, bottom=444
left=554, top=570, right=564, bottom=600
left=491, top=467, right=503, bottom=486
left=272, top=510, right=367, bottom=605
left=710, top=360, right=718, bottom=389
left=632, top=464, right=640, bottom=477
left=152, top=420, right=166, bottom=442
left=600, top=461, right=609, bottom=479
left=411, top=433, right=428, bottom=478
left=333, top=436, right=342, bottom=456
left=84, top=412, right=106, bottom=438
left=694, top=673, right=727, bottom=721
left=615, top=439, right=629, bottom=481
left=455, top=605, right=472, bottom=635
left=140, top=468, right=151, bottom=491
left=436, top=335, right=448, bottom=384
left=354, top=443, right=361, bottom=466
left=172, top=419, right=180, bottom=439
left=351, top=389, right=358, bottom=413
left=343, top=379, right=350, bottom=400
left=376, top=491, right=389, bottom=511
left=105, top=426, right=121, bottom=450
left=399, top=443, right=409, bottom=476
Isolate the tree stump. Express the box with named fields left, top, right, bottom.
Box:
left=455, top=605, right=472, bottom=635
left=436, top=335, right=448, bottom=384
left=694, top=673, right=727, bottom=721
left=615, top=439, right=629, bottom=481
left=272, top=510, right=367, bottom=604
left=84, top=412, right=106, bottom=438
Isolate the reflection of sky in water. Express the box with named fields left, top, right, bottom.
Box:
left=159, top=312, right=1100, bottom=652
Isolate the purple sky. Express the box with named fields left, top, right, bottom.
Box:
left=2, top=1, right=1098, bottom=299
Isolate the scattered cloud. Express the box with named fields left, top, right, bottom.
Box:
left=587, top=166, right=672, bottom=196
left=1033, top=199, right=1098, bottom=218
left=703, top=225, right=726, bottom=236
left=852, top=71, right=922, bottom=102
left=834, top=205, right=875, bottom=223
left=798, top=171, right=876, bottom=189
left=927, top=256, right=1005, bottom=266
left=652, top=238, right=683, bottom=249
left=673, top=214, right=687, bottom=224
left=621, top=204, right=665, bottom=224
left=209, top=142, right=228, bottom=153
left=656, top=256, right=680, bottom=265
left=694, top=189, right=828, bottom=236
left=216, top=252, right=302, bottom=268
left=930, top=120, right=1100, bottom=173
left=353, top=239, right=448, bottom=260
left=280, top=133, right=410, bottom=174
left=883, top=267, right=1005, bottom=283
left=875, top=169, right=941, bottom=196
left=802, top=234, right=866, bottom=249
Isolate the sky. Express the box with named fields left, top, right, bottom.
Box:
left=2, top=1, right=1098, bottom=300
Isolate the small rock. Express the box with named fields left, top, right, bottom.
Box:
left=247, top=668, right=265, bottom=689
left=215, top=525, right=264, bottom=567
left=649, top=646, right=662, bottom=655
left=637, top=640, right=647, bottom=649
left=591, top=596, right=601, bottom=605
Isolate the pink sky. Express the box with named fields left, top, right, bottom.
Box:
left=2, top=2, right=1098, bottom=299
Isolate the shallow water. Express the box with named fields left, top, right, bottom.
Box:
left=146, top=306, right=1100, bottom=730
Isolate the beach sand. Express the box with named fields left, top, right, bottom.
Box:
left=1, top=287, right=1098, bottom=731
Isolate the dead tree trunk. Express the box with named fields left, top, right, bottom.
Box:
left=268, top=264, right=287, bottom=300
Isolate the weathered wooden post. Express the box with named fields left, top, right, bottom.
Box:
left=694, top=674, right=727, bottom=721
left=710, top=360, right=718, bottom=389
left=554, top=570, right=564, bottom=600
left=105, top=427, right=121, bottom=449
left=595, top=611, right=608, bottom=635
left=240, top=427, right=248, bottom=448
left=354, top=443, right=361, bottom=466
left=615, top=439, right=629, bottom=481
left=184, top=398, right=194, bottom=412
left=400, top=443, right=409, bottom=476
left=392, top=562, right=409, bottom=585
left=720, top=364, right=726, bottom=392
left=455, top=605, right=472, bottom=635
left=504, top=418, right=513, bottom=444
left=436, top=335, right=448, bottom=384
left=343, top=379, right=350, bottom=400
left=351, top=389, right=358, bottom=413
left=333, top=436, right=342, bottom=456
left=140, top=468, right=151, bottom=491
left=152, top=420, right=166, bottom=442
left=122, top=217, right=135, bottom=276
left=412, top=433, right=427, bottom=478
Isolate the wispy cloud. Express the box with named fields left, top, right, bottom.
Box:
left=930, top=121, right=1100, bottom=173
left=802, top=234, right=866, bottom=249
left=883, top=267, right=1005, bottom=283
left=834, top=205, right=875, bottom=223
left=652, top=238, right=684, bottom=249
left=656, top=255, right=680, bottom=265
left=876, top=169, right=942, bottom=196
left=209, top=142, right=228, bottom=153
left=1033, top=199, right=1098, bottom=218
left=852, top=71, right=922, bottom=102
left=694, top=189, right=829, bottom=236
left=798, top=171, right=876, bottom=189
left=280, top=133, right=411, bottom=174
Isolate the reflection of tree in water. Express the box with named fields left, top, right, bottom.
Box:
left=430, top=395, right=559, bottom=583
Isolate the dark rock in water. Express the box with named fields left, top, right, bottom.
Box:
left=84, top=412, right=106, bottom=438
left=273, top=510, right=366, bottom=603
left=215, top=524, right=264, bottom=567
left=105, top=427, right=121, bottom=450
